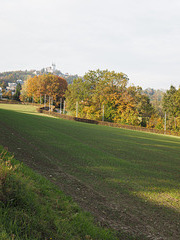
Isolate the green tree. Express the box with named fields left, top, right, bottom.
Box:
left=65, top=69, right=129, bottom=120
left=65, top=78, right=91, bottom=117
left=162, top=86, right=180, bottom=130
left=163, top=85, right=177, bottom=117
left=173, top=88, right=180, bottom=117
left=13, top=83, right=21, bottom=101
left=65, top=69, right=154, bottom=126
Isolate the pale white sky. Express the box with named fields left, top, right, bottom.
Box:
left=0, top=0, right=180, bottom=89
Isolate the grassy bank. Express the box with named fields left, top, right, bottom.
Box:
left=0, top=146, right=117, bottom=240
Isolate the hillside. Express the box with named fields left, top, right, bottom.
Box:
left=0, top=104, right=180, bottom=240
left=0, top=70, right=36, bottom=87
left=0, top=68, right=79, bottom=87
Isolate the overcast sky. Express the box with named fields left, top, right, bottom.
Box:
left=0, top=0, right=180, bottom=89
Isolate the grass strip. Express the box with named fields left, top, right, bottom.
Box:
left=0, top=146, right=118, bottom=240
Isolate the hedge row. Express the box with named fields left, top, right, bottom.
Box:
left=37, top=108, right=180, bottom=137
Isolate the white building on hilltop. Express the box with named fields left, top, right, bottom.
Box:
left=45, top=63, right=56, bottom=73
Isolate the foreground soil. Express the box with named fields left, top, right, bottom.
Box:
left=0, top=114, right=179, bottom=240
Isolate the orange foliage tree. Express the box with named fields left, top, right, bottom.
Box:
left=21, top=74, right=68, bottom=105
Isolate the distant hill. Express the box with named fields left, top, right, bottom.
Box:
left=0, top=70, right=35, bottom=87
left=0, top=67, right=79, bottom=87
left=143, top=88, right=165, bottom=115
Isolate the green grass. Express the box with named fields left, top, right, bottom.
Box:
left=0, top=104, right=180, bottom=239
left=0, top=146, right=117, bottom=240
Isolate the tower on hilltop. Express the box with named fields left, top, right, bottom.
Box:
left=52, top=63, right=56, bottom=73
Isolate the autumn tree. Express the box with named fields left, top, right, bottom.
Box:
left=163, top=86, right=177, bottom=117
left=65, top=78, right=91, bottom=117
left=162, top=86, right=180, bottom=130
left=65, top=69, right=129, bottom=120
left=174, top=88, right=180, bottom=117
left=21, top=74, right=68, bottom=105
left=65, top=69, right=154, bottom=126
left=2, top=90, right=12, bottom=99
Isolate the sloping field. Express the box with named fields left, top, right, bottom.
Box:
left=0, top=104, right=180, bottom=240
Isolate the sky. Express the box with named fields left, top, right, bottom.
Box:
left=0, top=0, right=180, bottom=89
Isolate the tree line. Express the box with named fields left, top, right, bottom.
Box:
left=5, top=70, right=180, bottom=131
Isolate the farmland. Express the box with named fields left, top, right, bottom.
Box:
left=0, top=104, right=180, bottom=239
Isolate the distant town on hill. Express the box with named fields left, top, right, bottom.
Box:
left=0, top=63, right=79, bottom=86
